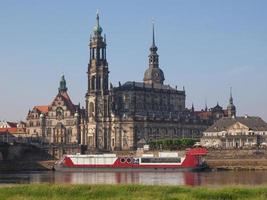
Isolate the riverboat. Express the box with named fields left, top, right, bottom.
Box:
left=54, top=148, right=208, bottom=172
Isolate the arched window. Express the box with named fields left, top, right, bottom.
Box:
left=97, top=76, right=101, bottom=90
left=91, top=76, right=95, bottom=90
left=89, top=102, right=95, bottom=117
left=124, top=94, right=130, bottom=110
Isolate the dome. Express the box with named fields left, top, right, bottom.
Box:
left=93, top=24, right=102, bottom=35
left=143, top=67, right=165, bottom=84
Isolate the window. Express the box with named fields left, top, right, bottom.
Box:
left=141, top=157, right=181, bottom=163
left=124, top=94, right=130, bottom=110
left=89, top=102, right=95, bottom=117
left=91, top=76, right=95, bottom=90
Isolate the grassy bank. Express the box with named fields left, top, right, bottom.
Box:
left=1, top=184, right=267, bottom=200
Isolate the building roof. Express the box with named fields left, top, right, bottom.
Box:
left=205, top=116, right=267, bottom=132
left=195, top=111, right=212, bottom=120
left=34, top=105, right=49, bottom=114
left=0, top=127, right=18, bottom=133
left=114, top=81, right=185, bottom=94
left=52, top=91, right=77, bottom=113
left=0, top=121, right=18, bottom=128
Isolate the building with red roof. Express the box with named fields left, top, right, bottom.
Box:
left=26, top=76, right=86, bottom=144
left=0, top=121, right=27, bottom=143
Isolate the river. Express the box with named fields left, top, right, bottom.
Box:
left=1, top=170, right=267, bottom=186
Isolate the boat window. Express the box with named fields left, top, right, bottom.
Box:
left=141, top=157, right=181, bottom=163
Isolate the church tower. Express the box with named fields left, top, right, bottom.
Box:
left=227, top=87, right=236, bottom=117
left=86, top=12, right=110, bottom=150
left=143, top=22, right=165, bottom=85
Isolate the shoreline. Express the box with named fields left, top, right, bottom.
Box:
left=1, top=149, right=267, bottom=172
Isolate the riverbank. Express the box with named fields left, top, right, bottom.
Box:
left=0, top=160, right=55, bottom=172
left=206, top=159, right=267, bottom=170
left=1, top=184, right=267, bottom=200
left=205, top=149, right=267, bottom=170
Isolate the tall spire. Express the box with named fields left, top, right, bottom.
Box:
left=152, top=19, right=156, bottom=47
left=88, top=11, right=108, bottom=93
left=149, top=19, right=159, bottom=67
left=229, top=87, right=233, bottom=104
left=205, top=99, right=208, bottom=111
left=143, top=20, right=165, bottom=84
left=93, top=10, right=102, bottom=36
left=191, top=103, right=195, bottom=112
left=150, top=19, right=158, bottom=53
left=96, top=9, right=99, bottom=26
left=227, top=87, right=236, bottom=117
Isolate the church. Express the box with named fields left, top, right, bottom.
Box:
left=26, top=13, right=236, bottom=151
left=84, top=13, right=236, bottom=151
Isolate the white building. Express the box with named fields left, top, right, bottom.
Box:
left=201, top=116, right=267, bottom=149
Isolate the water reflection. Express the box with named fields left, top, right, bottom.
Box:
left=1, top=171, right=267, bottom=186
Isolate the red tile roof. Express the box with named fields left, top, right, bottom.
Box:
left=0, top=127, right=18, bottom=133
left=34, top=105, right=49, bottom=113
left=195, top=111, right=212, bottom=120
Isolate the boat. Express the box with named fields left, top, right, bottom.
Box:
left=54, top=148, right=208, bottom=172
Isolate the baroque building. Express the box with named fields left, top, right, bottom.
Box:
left=25, top=13, right=238, bottom=152
left=84, top=13, right=228, bottom=151
left=26, top=76, right=85, bottom=144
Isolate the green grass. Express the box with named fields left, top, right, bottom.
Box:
left=0, top=184, right=267, bottom=200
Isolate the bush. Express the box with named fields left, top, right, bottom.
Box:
left=149, top=138, right=199, bottom=150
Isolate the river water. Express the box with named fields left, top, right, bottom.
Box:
left=1, top=170, right=267, bottom=186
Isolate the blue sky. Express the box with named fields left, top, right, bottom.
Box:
left=0, top=0, right=267, bottom=121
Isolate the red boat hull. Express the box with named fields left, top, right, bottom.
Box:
left=54, top=148, right=208, bottom=172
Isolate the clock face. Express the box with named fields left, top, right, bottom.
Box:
left=153, top=72, right=161, bottom=81
left=154, top=72, right=159, bottom=77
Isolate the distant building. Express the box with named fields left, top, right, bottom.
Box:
left=26, top=76, right=86, bottom=144
left=0, top=121, right=27, bottom=143
left=0, top=121, right=18, bottom=129
left=201, top=116, right=267, bottom=149
left=195, top=88, right=236, bottom=123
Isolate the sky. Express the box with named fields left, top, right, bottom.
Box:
left=0, top=0, right=267, bottom=122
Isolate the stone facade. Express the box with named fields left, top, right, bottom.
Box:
left=201, top=116, right=267, bottom=149
left=25, top=13, right=238, bottom=152
left=26, top=76, right=85, bottom=144
left=84, top=14, right=229, bottom=151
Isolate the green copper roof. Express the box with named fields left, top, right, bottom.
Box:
left=93, top=12, right=102, bottom=36
left=58, top=75, right=68, bottom=92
